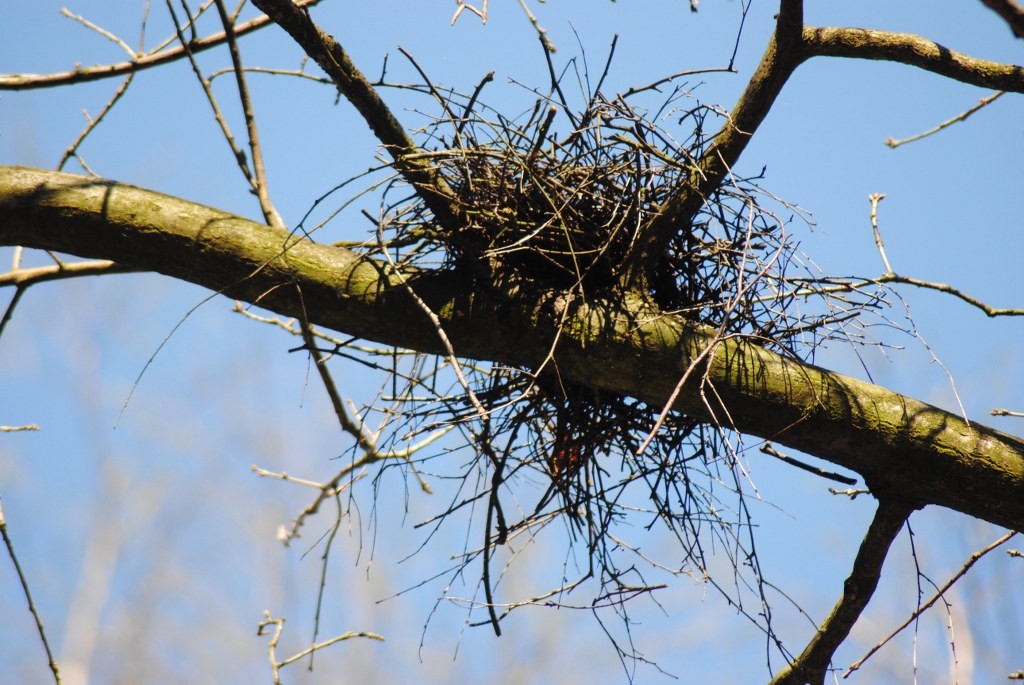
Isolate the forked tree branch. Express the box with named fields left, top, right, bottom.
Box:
left=630, top=1, right=1022, bottom=284
left=3, top=165, right=1024, bottom=531
left=769, top=498, right=916, bottom=685
left=249, top=0, right=462, bottom=229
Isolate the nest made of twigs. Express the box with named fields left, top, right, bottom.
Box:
left=367, top=71, right=877, bottom=567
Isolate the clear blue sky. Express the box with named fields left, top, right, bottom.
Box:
left=1, top=2, right=1022, bottom=683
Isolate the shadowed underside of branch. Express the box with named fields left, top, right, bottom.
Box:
left=3, top=164, right=1023, bottom=531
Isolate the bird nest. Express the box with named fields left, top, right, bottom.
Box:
left=360, top=64, right=880, bottom=623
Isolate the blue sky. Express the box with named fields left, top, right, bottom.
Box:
left=2, top=2, right=1023, bottom=683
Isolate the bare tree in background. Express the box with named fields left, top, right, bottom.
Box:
left=2, top=1, right=1023, bottom=683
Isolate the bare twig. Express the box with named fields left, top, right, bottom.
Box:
left=885, top=91, right=1005, bottom=148
left=993, top=408, right=1024, bottom=418
left=0, top=424, right=40, bottom=432
left=771, top=497, right=917, bottom=685
left=844, top=529, right=1019, bottom=677
left=760, top=442, right=857, bottom=485
left=0, top=0, right=322, bottom=91
left=829, top=487, right=872, bottom=499
left=260, top=319, right=441, bottom=543
left=299, top=321, right=381, bottom=457
left=374, top=222, right=489, bottom=424
left=517, top=0, right=556, bottom=53
left=1, top=260, right=136, bottom=340
left=452, top=0, right=488, bottom=25
left=59, top=7, right=137, bottom=58
left=257, top=612, right=382, bottom=685
left=165, top=0, right=259, bottom=193
left=208, top=65, right=333, bottom=85
left=875, top=273, right=1024, bottom=316
left=798, top=198, right=1024, bottom=318
left=0, top=498, right=62, bottom=684
left=213, top=0, right=284, bottom=227
left=868, top=193, right=892, bottom=274
left=795, top=272, right=1024, bottom=317
left=58, top=74, right=136, bottom=171
left=0, top=260, right=130, bottom=288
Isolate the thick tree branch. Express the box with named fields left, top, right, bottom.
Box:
left=628, top=0, right=805, bottom=281
left=3, top=166, right=1024, bottom=531
left=980, top=0, right=1024, bottom=39
left=629, top=5, right=1023, bottom=285
left=803, top=26, right=1024, bottom=92
left=0, top=0, right=322, bottom=91
left=248, top=0, right=462, bottom=228
left=769, top=498, right=915, bottom=685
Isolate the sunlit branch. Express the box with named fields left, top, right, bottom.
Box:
left=0, top=259, right=134, bottom=287
left=214, top=0, right=284, bottom=227
left=257, top=611, right=382, bottom=685
left=803, top=26, right=1024, bottom=92
left=3, top=165, right=1024, bottom=532
left=885, top=91, right=1005, bottom=148
left=165, top=0, right=263, bottom=198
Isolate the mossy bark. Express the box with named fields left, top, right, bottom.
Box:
left=3, top=165, right=1023, bottom=529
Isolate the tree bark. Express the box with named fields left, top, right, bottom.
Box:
left=3, top=165, right=1023, bottom=530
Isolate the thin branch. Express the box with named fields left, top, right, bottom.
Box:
left=874, top=272, right=1024, bottom=316
left=517, top=0, right=556, bottom=53
left=0, top=498, right=62, bottom=684
left=0, top=260, right=136, bottom=339
left=214, top=0, right=284, bottom=227
left=885, top=91, right=1005, bottom=148
left=451, top=0, right=488, bottom=25
left=165, top=0, right=259, bottom=192
left=868, top=193, right=892, bottom=274
left=0, top=260, right=134, bottom=287
left=59, top=7, right=137, bottom=58
left=257, top=612, right=382, bottom=685
left=804, top=193, right=1024, bottom=317
left=208, top=65, right=333, bottom=84
left=276, top=630, right=384, bottom=668
left=0, top=0, right=322, bottom=91
left=299, top=320, right=380, bottom=457
left=58, top=74, right=136, bottom=171
left=0, top=424, right=40, bottom=432
left=993, top=408, right=1024, bottom=418
left=844, top=529, right=1018, bottom=678
left=770, top=497, right=917, bottom=685
left=760, top=442, right=857, bottom=485
left=803, top=26, right=1024, bottom=93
